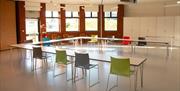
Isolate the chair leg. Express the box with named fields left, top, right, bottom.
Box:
left=42, top=59, right=44, bottom=68
left=89, top=65, right=100, bottom=87
left=106, top=74, right=110, bottom=91
left=82, top=68, right=85, bottom=78
left=53, top=64, right=66, bottom=77
left=98, top=65, right=100, bottom=81
left=107, top=75, right=118, bottom=91
left=66, top=66, right=73, bottom=81
left=129, top=77, right=131, bottom=91
left=35, top=59, right=37, bottom=70
left=31, top=58, right=34, bottom=71
left=134, top=68, right=138, bottom=91
left=66, top=67, right=68, bottom=81
left=89, top=69, right=91, bottom=87
left=74, top=68, right=76, bottom=82
left=53, top=63, right=56, bottom=77
left=71, top=63, right=74, bottom=83
left=45, top=58, right=48, bottom=67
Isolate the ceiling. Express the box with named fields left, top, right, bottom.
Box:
left=15, top=0, right=179, bottom=5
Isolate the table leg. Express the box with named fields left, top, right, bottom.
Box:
left=140, top=63, right=144, bottom=87
left=134, top=67, right=138, bottom=91
left=31, top=50, right=34, bottom=71
left=131, top=44, right=133, bottom=54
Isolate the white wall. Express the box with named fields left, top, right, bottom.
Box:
left=125, top=3, right=180, bottom=17
left=123, top=16, right=180, bottom=46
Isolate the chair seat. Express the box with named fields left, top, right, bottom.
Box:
left=56, top=60, right=73, bottom=65
left=76, top=64, right=97, bottom=69
left=88, top=40, right=97, bottom=43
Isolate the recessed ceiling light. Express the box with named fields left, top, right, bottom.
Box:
left=177, top=1, right=180, bottom=4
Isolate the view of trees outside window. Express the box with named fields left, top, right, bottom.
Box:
left=46, top=18, right=59, bottom=32
left=66, top=18, right=79, bottom=31
left=46, top=11, right=59, bottom=32
left=85, top=12, right=98, bottom=31
left=105, top=11, right=117, bottom=31
left=66, top=11, right=79, bottom=31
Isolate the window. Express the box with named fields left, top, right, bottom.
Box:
left=104, top=11, right=117, bottom=31
left=85, top=11, right=98, bottom=31
left=46, top=11, right=59, bottom=32
left=66, top=11, right=79, bottom=32
left=25, top=19, right=39, bottom=42
left=46, top=18, right=59, bottom=32
left=66, top=11, right=72, bottom=17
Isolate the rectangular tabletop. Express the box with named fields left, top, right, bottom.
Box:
left=10, top=43, right=147, bottom=66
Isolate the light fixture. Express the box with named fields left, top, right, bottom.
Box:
left=177, top=1, right=180, bottom=4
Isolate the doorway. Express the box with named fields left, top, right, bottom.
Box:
left=25, top=18, right=40, bottom=42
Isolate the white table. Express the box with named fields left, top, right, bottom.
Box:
left=32, top=37, right=170, bottom=56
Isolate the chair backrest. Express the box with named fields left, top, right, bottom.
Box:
left=121, top=36, right=131, bottom=45
left=43, top=37, right=51, bottom=46
left=56, top=50, right=67, bottom=65
left=91, top=35, right=98, bottom=42
left=110, top=57, right=130, bottom=77
left=138, top=37, right=147, bottom=46
left=24, top=40, right=33, bottom=43
left=33, top=47, right=42, bottom=59
left=75, top=52, right=89, bottom=67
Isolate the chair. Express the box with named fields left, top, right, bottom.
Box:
left=137, top=37, right=147, bottom=46
left=88, top=35, right=98, bottom=44
left=24, top=39, right=33, bottom=43
left=120, top=36, right=131, bottom=45
left=106, top=57, right=136, bottom=91
left=32, top=46, right=48, bottom=70
left=42, top=37, right=51, bottom=46
left=74, top=52, right=99, bottom=87
left=53, top=50, right=73, bottom=81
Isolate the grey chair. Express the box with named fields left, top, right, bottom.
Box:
left=74, top=52, right=100, bottom=87
left=32, top=46, right=48, bottom=70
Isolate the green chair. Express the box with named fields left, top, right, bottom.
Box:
left=106, top=57, right=136, bottom=91
left=53, top=50, right=73, bottom=81
left=88, top=35, right=98, bottom=44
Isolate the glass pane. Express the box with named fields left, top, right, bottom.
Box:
left=111, top=11, right=117, bottom=17
left=105, top=12, right=110, bottom=17
left=46, top=11, right=52, bottom=17
left=85, top=12, right=91, bottom=17
left=66, top=18, right=79, bottom=31
left=46, top=18, right=59, bottom=32
left=53, top=11, right=59, bottom=17
left=85, top=18, right=98, bottom=31
left=26, top=19, right=39, bottom=34
left=105, top=18, right=117, bottom=31
left=66, top=11, right=72, bottom=17
left=73, top=12, right=79, bottom=17
left=25, top=19, right=39, bottom=42
left=92, top=12, right=97, bottom=17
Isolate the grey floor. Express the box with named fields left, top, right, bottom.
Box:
left=0, top=45, right=180, bottom=91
